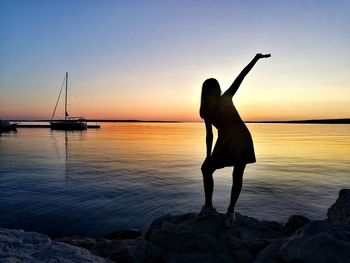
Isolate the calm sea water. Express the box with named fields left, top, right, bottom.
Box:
left=0, top=123, right=349, bottom=237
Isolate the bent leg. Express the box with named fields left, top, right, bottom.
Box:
left=228, top=163, right=246, bottom=213
left=201, top=159, right=216, bottom=208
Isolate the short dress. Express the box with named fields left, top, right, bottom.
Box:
left=209, top=95, right=256, bottom=168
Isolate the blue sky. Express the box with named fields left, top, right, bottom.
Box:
left=1, top=0, right=349, bottom=120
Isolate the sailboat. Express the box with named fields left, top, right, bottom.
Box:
left=50, top=72, right=87, bottom=130
left=0, top=120, right=17, bottom=132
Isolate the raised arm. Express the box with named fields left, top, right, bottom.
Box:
left=204, top=119, right=213, bottom=157
left=223, top=53, right=271, bottom=98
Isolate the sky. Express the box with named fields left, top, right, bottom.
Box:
left=1, top=0, right=349, bottom=121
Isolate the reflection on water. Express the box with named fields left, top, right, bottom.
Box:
left=0, top=123, right=349, bottom=237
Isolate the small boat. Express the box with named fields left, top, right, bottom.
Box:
left=50, top=118, right=87, bottom=130
left=50, top=72, right=87, bottom=130
left=0, top=120, right=17, bottom=132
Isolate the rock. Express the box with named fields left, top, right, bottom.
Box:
left=328, top=189, right=350, bottom=223
left=92, top=238, right=138, bottom=263
left=145, top=212, right=288, bottom=262
left=255, top=220, right=350, bottom=263
left=90, top=237, right=165, bottom=263
left=104, top=228, right=142, bottom=240
left=133, top=239, right=165, bottom=263
left=56, top=233, right=151, bottom=263
left=280, top=220, right=350, bottom=263
left=284, top=214, right=311, bottom=235
left=253, top=240, right=283, bottom=263
left=0, top=227, right=111, bottom=263
left=55, top=236, right=98, bottom=250
left=145, top=213, right=219, bottom=253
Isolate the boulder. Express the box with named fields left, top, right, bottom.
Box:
left=90, top=237, right=164, bottom=263
left=252, top=240, right=283, bottom=263
left=145, top=212, right=288, bottom=263
left=55, top=236, right=98, bottom=250
left=280, top=220, right=350, bottom=263
left=0, top=227, right=111, bottom=263
left=255, top=220, right=350, bottom=263
left=104, top=228, right=142, bottom=240
left=328, top=189, right=350, bottom=223
left=284, top=214, right=311, bottom=235
left=92, top=238, right=138, bottom=263
left=145, top=213, right=219, bottom=253
left=133, top=238, right=165, bottom=263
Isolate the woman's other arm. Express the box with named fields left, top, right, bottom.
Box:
left=205, top=119, right=213, bottom=157
left=223, top=53, right=270, bottom=98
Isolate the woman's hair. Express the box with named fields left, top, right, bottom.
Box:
left=200, top=78, right=221, bottom=119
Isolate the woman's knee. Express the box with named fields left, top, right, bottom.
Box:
left=201, top=159, right=214, bottom=175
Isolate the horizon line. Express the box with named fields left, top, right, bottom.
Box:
left=3, top=118, right=350, bottom=124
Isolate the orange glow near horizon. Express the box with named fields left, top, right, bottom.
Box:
left=2, top=58, right=349, bottom=122
left=1, top=87, right=348, bottom=120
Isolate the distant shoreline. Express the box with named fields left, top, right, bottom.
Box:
left=245, top=118, right=350, bottom=124
left=5, top=118, right=350, bottom=124
left=7, top=119, right=181, bottom=123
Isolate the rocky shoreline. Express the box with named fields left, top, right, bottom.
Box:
left=1, top=189, right=349, bottom=262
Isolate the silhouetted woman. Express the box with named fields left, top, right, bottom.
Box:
left=199, top=53, right=270, bottom=227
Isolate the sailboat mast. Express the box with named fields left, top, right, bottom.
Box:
left=65, top=72, right=68, bottom=120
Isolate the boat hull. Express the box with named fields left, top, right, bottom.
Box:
left=0, top=121, right=17, bottom=132
left=50, top=120, right=87, bottom=130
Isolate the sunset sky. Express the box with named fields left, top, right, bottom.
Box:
left=1, top=1, right=349, bottom=121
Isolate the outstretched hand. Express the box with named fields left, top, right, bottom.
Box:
left=256, top=53, right=271, bottom=59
